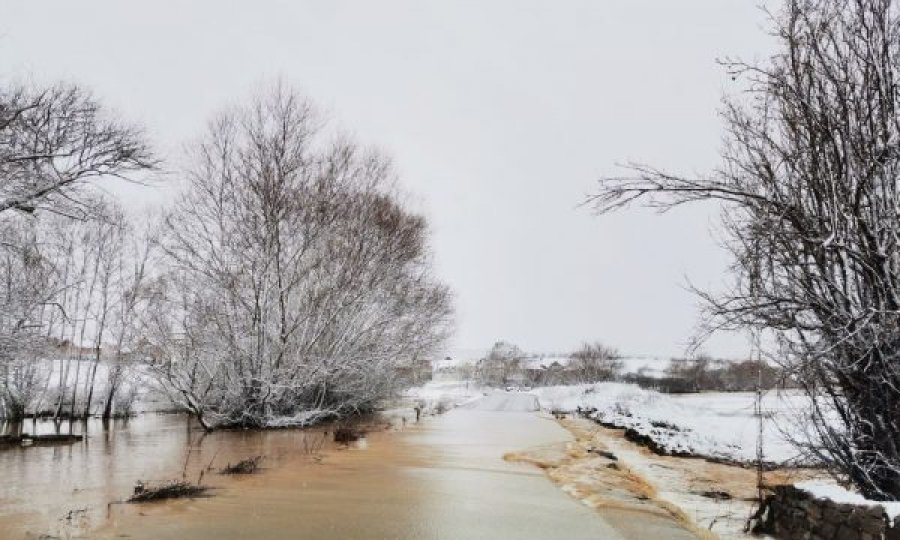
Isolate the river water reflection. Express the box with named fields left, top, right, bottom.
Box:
left=0, top=414, right=346, bottom=538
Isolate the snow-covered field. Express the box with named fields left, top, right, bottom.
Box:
left=530, top=382, right=810, bottom=465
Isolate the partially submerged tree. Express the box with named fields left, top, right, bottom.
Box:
left=0, top=217, right=60, bottom=419
left=2, top=204, right=154, bottom=420
left=99, top=217, right=156, bottom=419
left=591, top=0, right=900, bottom=499
left=0, top=80, right=154, bottom=420
left=146, top=85, right=452, bottom=429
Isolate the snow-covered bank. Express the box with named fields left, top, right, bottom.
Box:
left=531, top=382, right=808, bottom=465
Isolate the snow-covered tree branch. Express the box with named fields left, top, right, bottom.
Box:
left=590, top=0, right=900, bottom=500
left=144, top=85, right=453, bottom=429
left=0, top=82, right=155, bottom=219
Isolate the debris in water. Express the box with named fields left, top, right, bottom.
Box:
left=696, top=490, right=732, bottom=501
left=0, top=433, right=83, bottom=447
left=333, top=426, right=364, bottom=444
left=127, top=481, right=208, bottom=502
left=220, top=456, right=263, bottom=475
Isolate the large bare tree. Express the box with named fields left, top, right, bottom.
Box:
left=147, top=85, right=452, bottom=429
left=591, top=0, right=900, bottom=500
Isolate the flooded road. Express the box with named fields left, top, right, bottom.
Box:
left=1, top=392, right=697, bottom=539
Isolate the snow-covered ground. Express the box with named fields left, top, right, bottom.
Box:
left=531, top=382, right=809, bottom=465
left=405, top=380, right=900, bottom=539
left=402, top=380, right=487, bottom=413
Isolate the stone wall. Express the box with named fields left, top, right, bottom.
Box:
left=757, top=485, right=900, bottom=540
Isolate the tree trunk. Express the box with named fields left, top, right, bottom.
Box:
left=101, top=390, right=115, bottom=420
left=83, top=359, right=99, bottom=418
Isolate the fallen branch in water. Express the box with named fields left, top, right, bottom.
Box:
left=128, top=481, right=208, bottom=503
left=220, top=456, right=263, bottom=475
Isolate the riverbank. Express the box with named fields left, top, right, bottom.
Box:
left=550, top=416, right=827, bottom=539
left=530, top=383, right=811, bottom=466
left=516, top=381, right=829, bottom=539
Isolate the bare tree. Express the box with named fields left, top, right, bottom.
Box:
left=145, top=85, right=452, bottom=429
left=665, top=355, right=715, bottom=393
left=0, top=202, right=154, bottom=420
left=569, top=342, right=622, bottom=383
left=0, top=217, right=60, bottom=419
left=477, top=341, right=525, bottom=386
left=100, top=216, right=155, bottom=419
left=591, top=0, right=900, bottom=499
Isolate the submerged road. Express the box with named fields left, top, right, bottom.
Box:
left=446, top=391, right=697, bottom=539
left=401, top=391, right=625, bottom=539
left=94, top=391, right=696, bottom=540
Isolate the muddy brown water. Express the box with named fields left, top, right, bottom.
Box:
left=0, top=414, right=350, bottom=538
left=0, top=394, right=697, bottom=539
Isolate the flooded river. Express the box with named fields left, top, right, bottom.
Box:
left=0, top=393, right=696, bottom=539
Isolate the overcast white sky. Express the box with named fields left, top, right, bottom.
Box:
left=0, top=1, right=776, bottom=359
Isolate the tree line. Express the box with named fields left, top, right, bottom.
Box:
left=472, top=340, right=780, bottom=392
left=0, top=81, right=452, bottom=429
